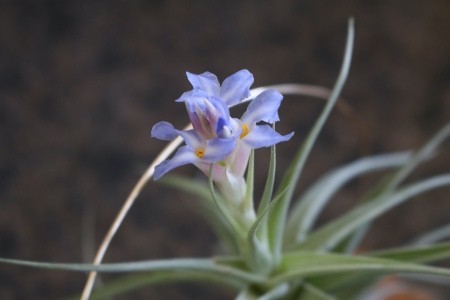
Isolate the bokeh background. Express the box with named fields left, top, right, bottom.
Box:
left=0, top=1, right=449, bottom=299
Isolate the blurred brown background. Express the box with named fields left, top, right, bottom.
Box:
left=0, top=1, right=449, bottom=299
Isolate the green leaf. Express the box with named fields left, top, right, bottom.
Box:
left=243, top=149, right=272, bottom=274
left=243, top=149, right=256, bottom=226
left=161, top=176, right=239, bottom=253
left=0, top=256, right=264, bottom=285
left=246, top=186, right=289, bottom=274
left=330, top=123, right=450, bottom=254
left=258, top=142, right=277, bottom=217
left=306, top=273, right=379, bottom=299
left=305, top=242, right=450, bottom=297
left=285, top=151, right=411, bottom=247
left=268, top=18, right=355, bottom=264
left=383, top=123, right=450, bottom=193
left=84, top=271, right=243, bottom=300
left=161, top=175, right=212, bottom=200
left=271, top=251, right=450, bottom=287
left=295, top=174, right=450, bottom=251
left=259, top=283, right=290, bottom=300
left=208, top=167, right=247, bottom=253
left=299, top=282, right=337, bottom=300
left=236, top=283, right=290, bottom=300
left=245, top=143, right=276, bottom=273
left=413, top=224, right=450, bottom=246
left=370, top=242, right=450, bottom=263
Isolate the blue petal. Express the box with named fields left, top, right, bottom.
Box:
left=175, top=90, right=209, bottom=103
left=151, top=121, right=179, bottom=141
left=186, top=71, right=220, bottom=95
left=181, top=94, right=231, bottom=139
left=206, top=95, right=231, bottom=131
left=151, top=122, right=203, bottom=150
left=241, top=89, right=283, bottom=124
left=177, top=129, right=203, bottom=150
left=179, top=92, right=211, bottom=135
left=153, top=146, right=198, bottom=180
left=175, top=90, right=194, bottom=103
left=242, top=125, right=294, bottom=149
left=220, top=69, right=254, bottom=106
left=202, top=137, right=237, bottom=162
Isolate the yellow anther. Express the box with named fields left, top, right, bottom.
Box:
left=240, top=124, right=249, bottom=139
left=196, top=148, right=205, bottom=158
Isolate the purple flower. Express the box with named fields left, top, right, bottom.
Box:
left=151, top=70, right=293, bottom=181
left=237, top=89, right=294, bottom=149
left=182, top=69, right=254, bottom=106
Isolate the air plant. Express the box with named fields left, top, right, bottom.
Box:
left=1, top=19, right=450, bottom=300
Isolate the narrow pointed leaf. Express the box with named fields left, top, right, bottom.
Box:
left=285, top=152, right=411, bottom=246
left=0, top=257, right=263, bottom=284
left=413, top=224, right=450, bottom=246
left=272, top=251, right=450, bottom=287
left=258, top=142, right=277, bottom=216
left=371, top=242, right=450, bottom=263
left=384, top=123, right=450, bottom=192
left=296, top=174, right=450, bottom=251
left=300, top=282, right=337, bottom=300
left=259, top=283, right=290, bottom=300
left=85, top=271, right=245, bottom=300
left=268, top=19, right=355, bottom=263
left=208, top=168, right=246, bottom=251
left=161, top=176, right=239, bottom=253
left=246, top=186, right=289, bottom=274
left=336, top=123, right=450, bottom=253
left=243, top=149, right=255, bottom=223
left=306, top=243, right=450, bottom=295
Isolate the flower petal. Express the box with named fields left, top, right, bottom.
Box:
left=242, top=124, right=294, bottom=149
left=177, top=129, right=203, bottom=150
left=180, top=93, right=232, bottom=139
left=151, top=121, right=179, bottom=141
left=220, top=69, right=254, bottom=106
left=206, top=96, right=231, bottom=136
left=241, top=89, right=283, bottom=124
left=175, top=90, right=209, bottom=103
left=151, top=122, right=203, bottom=150
left=186, top=71, right=220, bottom=95
left=153, top=146, right=198, bottom=180
left=228, top=141, right=251, bottom=177
left=202, top=137, right=237, bottom=162
left=179, top=91, right=212, bottom=136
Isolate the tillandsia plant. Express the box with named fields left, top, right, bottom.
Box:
left=1, top=19, right=450, bottom=300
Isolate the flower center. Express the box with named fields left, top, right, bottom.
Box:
left=240, top=124, right=249, bottom=139
left=195, top=148, right=205, bottom=158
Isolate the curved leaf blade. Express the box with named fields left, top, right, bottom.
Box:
left=296, top=174, right=450, bottom=251
left=268, top=18, right=355, bottom=263
left=371, top=242, right=450, bottom=263
left=306, top=243, right=450, bottom=296
left=0, top=256, right=264, bottom=284
left=285, top=151, right=412, bottom=246
left=161, top=176, right=239, bottom=253
left=75, top=271, right=244, bottom=300
left=272, top=251, right=450, bottom=287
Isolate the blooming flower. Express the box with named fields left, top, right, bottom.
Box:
left=151, top=70, right=293, bottom=182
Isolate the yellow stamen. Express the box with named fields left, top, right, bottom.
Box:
left=240, top=124, right=249, bottom=139
left=196, top=148, right=205, bottom=158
